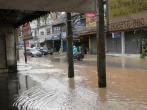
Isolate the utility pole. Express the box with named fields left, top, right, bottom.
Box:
left=66, top=13, right=74, bottom=78
left=96, top=0, right=107, bottom=88
left=60, top=32, right=63, bottom=54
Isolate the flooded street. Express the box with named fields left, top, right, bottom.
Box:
left=13, top=53, right=147, bottom=110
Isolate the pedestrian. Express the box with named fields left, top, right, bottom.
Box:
left=78, top=45, right=82, bottom=54
left=73, top=45, right=78, bottom=56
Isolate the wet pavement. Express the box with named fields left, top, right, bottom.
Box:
left=12, top=53, right=147, bottom=110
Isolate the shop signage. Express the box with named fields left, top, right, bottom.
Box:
left=112, top=32, right=121, bottom=39
left=86, top=13, right=96, bottom=28
left=108, top=0, right=147, bottom=31
left=22, top=22, right=32, bottom=40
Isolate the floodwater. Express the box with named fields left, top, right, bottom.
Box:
left=12, top=54, right=147, bottom=110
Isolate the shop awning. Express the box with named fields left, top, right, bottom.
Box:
left=48, top=32, right=67, bottom=41
left=52, top=34, right=60, bottom=40
left=47, top=35, right=53, bottom=40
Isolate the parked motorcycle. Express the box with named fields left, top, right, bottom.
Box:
left=73, top=53, right=84, bottom=61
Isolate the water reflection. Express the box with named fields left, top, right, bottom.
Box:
left=25, top=76, right=28, bottom=90
left=68, top=78, right=75, bottom=89
left=0, top=73, right=19, bottom=110
left=98, top=88, right=107, bottom=102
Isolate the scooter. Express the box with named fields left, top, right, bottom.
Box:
left=73, top=52, right=84, bottom=61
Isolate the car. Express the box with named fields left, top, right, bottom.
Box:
left=47, top=48, right=54, bottom=55
left=39, top=48, right=53, bottom=55
left=39, top=48, right=49, bottom=55
left=24, top=48, right=42, bottom=57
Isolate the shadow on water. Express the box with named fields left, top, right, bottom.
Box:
left=98, top=88, right=107, bottom=102
left=1, top=62, right=41, bottom=110
left=18, top=74, right=38, bottom=94
left=0, top=72, right=19, bottom=110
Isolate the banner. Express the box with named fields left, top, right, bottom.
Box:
left=108, top=0, right=147, bottom=31
left=86, top=13, right=96, bottom=28
left=22, top=22, right=32, bottom=40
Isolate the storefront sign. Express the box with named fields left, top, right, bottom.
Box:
left=112, top=32, right=121, bottom=39
left=108, top=0, right=147, bottom=31
left=86, top=13, right=96, bottom=28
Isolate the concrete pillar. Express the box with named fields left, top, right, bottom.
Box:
left=121, top=32, right=125, bottom=55
left=6, top=28, right=17, bottom=73
left=0, top=28, right=9, bottom=110
left=0, top=30, right=7, bottom=73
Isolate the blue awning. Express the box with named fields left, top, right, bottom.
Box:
left=47, top=32, right=67, bottom=41
left=52, top=35, right=60, bottom=40
left=47, top=35, right=53, bottom=40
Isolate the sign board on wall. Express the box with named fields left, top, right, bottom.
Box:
left=108, top=0, right=147, bottom=31
left=86, top=13, right=96, bottom=28
left=112, top=32, right=121, bottom=39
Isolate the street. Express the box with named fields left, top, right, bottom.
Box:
left=13, top=52, right=147, bottom=110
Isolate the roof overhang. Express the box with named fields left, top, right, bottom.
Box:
left=0, top=9, right=48, bottom=27
left=0, top=0, right=96, bottom=13
left=0, top=0, right=96, bottom=27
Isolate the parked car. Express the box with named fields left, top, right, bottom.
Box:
left=48, top=48, right=54, bottom=55
left=24, top=48, right=42, bottom=57
left=39, top=48, right=53, bottom=55
left=39, top=48, right=49, bottom=55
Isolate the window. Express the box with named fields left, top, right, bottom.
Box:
left=40, top=31, right=44, bottom=35
left=47, top=28, right=50, bottom=35
left=55, top=27, right=60, bottom=31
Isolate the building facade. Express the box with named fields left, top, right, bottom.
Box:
left=29, top=13, right=147, bottom=55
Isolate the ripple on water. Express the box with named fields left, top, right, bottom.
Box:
left=14, top=78, right=100, bottom=110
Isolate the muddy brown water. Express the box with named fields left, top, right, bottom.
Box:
left=12, top=55, right=147, bottom=110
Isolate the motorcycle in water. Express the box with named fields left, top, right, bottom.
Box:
left=73, top=52, right=84, bottom=61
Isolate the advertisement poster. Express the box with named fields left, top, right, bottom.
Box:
left=86, top=13, right=96, bottom=28
left=22, top=22, right=32, bottom=40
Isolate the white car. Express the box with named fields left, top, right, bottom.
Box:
left=25, top=48, right=42, bottom=57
